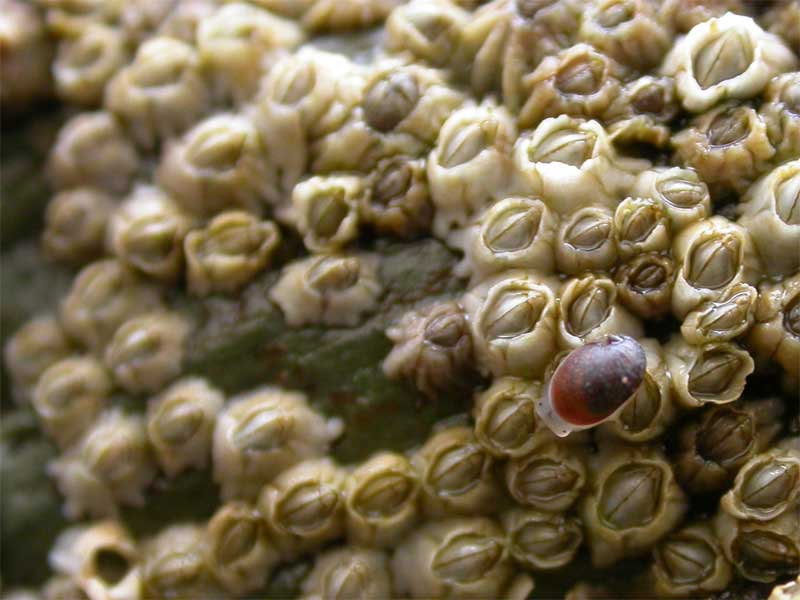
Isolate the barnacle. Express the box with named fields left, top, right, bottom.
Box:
left=608, top=76, right=679, bottom=149
left=759, top=73, right=800, bottom=164
left=261, top=0, right=404, bottom=33
left=292, top=175, right=364, bottom=253
left=681, top=282, right=758, bottom=344
left=615, top=252, right=676, bottom=319
left=502, top=507, right=583, bottom=571
left=42, top=187, right=113, bottom=265
left=632, top=166, right=711, bottom=231
left=761, top=0, right=800, bottom=55
left=748, top=273, right=800, bottom=379
left=472, top=376, right=542, bottom=458
left=301, top=546, right=393, bottom=600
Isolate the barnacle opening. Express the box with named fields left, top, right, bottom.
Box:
left=775, top=171, right=800, bottom=226
left=565, top=282, right=613, bottom=337
left=483, top=203, right=542, bottom=254
left=785, top=292, right=800, bottom=337
left=482, top=393, right=537, bottom=451
left=351, top=472, right=414, bottom=518
left=599, top=463, right=663, bottom=529
left=657, top=176, right=708, bottom=209
left=186, top=127, right=246, bottom=171
left=511, top=520, right=581, bottom=558
left=696, top=408, right=753, bottom=465
left=364, top=71, right=420, bottom=132
left=687, top=349, right=745, bottom=398
left=513, top=459, right=580, bottom=502
left=655, top=536, right=716, bottom=585
left=275, top=482, right=340, bottom=533
left=707, top=107, right=750, bottom=147
left=528, top=127, right=596, bottom=165
left=431, top=533, right=503, bottom=583
left=618, top=374, right=660, bottom=433
left=93, top=548, right=132, bottom=586
left=739, top=460, right=799, bottom=510
left=692, top=29, right=753, bottom=90
left=427, top=444, right=485, bottom=494
left=630, top=261, right=668, bottom=290
left=482, top=287, right=546, bottom=340
left=685, top=234, right=740, bottom=290
left=565, top=213, right=612, bottom=251
left=215, top=519, right=259, bottom=565
left=307, top=257, right=361, bottom=293
left=732, top=531, right=800, bottom=580
left=555, top=55, right=606, bottom=96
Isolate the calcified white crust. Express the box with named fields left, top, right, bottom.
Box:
left=301, top=546, right=393, bottom=600
left=270, top=252, right=383, bottom=327
left=49, top=521, right=140, bottom=600
left=212, top=387, right=343, bottom=501
left=662, top=12, right=797, bottom=112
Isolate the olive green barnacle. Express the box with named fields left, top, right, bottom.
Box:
left=383, top=301, right=473, bottom=399
left=32, top=355, right=112, bottom=450
left=363, top=155, right=433, bottom=239
left=472, top=377, right=542, bottom=459
left=258, top=458, right=347, bottom=558
left=104, top=36, right=211, bottom=151
left=4, top=314, right=73, bottom=404
left=580, top=444, right=688, bottom=568
left=42, top=187, right=113, bottom=265
left=184, top=210, right=280, bottom=296
left=108, top=185, right=193, bottom=282
left=391, top=518, right=534, bottom=599
left=662, top=12, right=797, bottom=112
left=146, top=377, right=224, bottom=478
left=632, top=167, right=711, bottom=232
left=103, top=311, right=189, bottom=395
left=648, top=521, right=733, bottom=597
left=615, top=252, right=676, bottom=320
left=205, top=500, right=281, bottom=595
left=301, top=546, right=393, bottom=600
left=502, top=507, right=583, bottom=571
left=681, top=282, right=758, bottom=344
left=748, top=273, right=800, bottom=379
left=345, top=452, right=420, bottom=547
left=47, top=111, right=139, bottom=195
left=270, top=252, right=383, bottom=327
left=292, top=175, right=364, bottom=253
left=411, top=426, right=499, bottom=518
left=213, top=387, right=343, bottom=501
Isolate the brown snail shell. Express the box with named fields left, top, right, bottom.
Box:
left=537, top=335, right=646, bottom=437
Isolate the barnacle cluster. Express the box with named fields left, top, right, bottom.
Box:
left=1, top=0, right=799, bottom=598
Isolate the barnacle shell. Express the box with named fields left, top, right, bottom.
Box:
left=383, top=301, right=473, bottom=398
left=104, top=36, right=211, bottom=151
left=580, top=444, right=688, bottom=568
left=301, top=546, right=393, bottom=600
left=674, top=398, right=784, bottom=494
left=632, top=167, right=711, bottom=232
left=270, top=253, right=383, bottom=328
left=472, top=377, right=542, bottom=459
left=344, top=452, right=420, bottom=547
left=263, top=0, right=404, bottom=32
left=146, top=377, right=224, bottom=478
left=157, top=0, right=217, bottom=42
left=391, top=517, right=534, bottom=599
left=258, top=458, right=347, bottom=557
left=43, top=187, right=113, bottom=265
left=108, top=185, right=193, bottom=282
left=39, top=0, right=123, bottom=37
left=659, top=0, right=746, bottom=33
left=761, top=0, right=800, bottom=55
left=184, top=211, right=280, bottom=296
left=662, top=12, right=797, bottom=113
left=613, top=197, right=671, bottom=259
left=615, top=252, right=676, bottom=320
left=292, top=175, right=364, bottom=253
left=363, top=156, right=433, bottom=239
left=502, top=507, right=583, bottom=571
left=554, top=206, right=618, bottom=275
left=681, top=282, right=758, bottom=344
left=33, top=356, right=112, bottom=450
left=384, top=0, right=469, bottom=69
left=608, top=76, right=679, bottom=149
left=411, top=426, right=499, bottom=518
left=212, top=387, right=342, bottom=501
left=748, top=273, right=800, bottom=379
left=462, top=270, right=559, bottom=378
left=0, top=0, right=53, bottom=111
left=738, top=161, right=800, bottom=278
left=759, top=73, right=800, bottom=163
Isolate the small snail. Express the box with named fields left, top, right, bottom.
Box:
left=536, top=335, right=646, bottom=437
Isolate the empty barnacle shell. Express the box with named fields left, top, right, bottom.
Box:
left=49, top=409, right=156, bottom=520
left=714, top=500, right=800, bottom=583
left=598, top=338, right=676, bottom=444
left=104, top=36, right=211, bottom=151
left=428, top=101, right=516, bottom=238
left=53, top=23, right=127, bottom=107
left=501, top=507, right=583, bottom=571
left=472, top=377, right=542, bottom=459
left=383, top=301, right=473, bottom=399
left=615, top=252, right=676, bottom=320
left=720, top=446, right=800, bottom=522
left=749, top=273, right=800, bottom=379
left=213, top=387, right=342, bottom=501
left=363, top=155, right=433, bottom=239
left=674, top=398, right=784, bottom=494
left=270, top=252, right=383, bottom=327
left=258, top=458, right=347, bottom=558
left=462, top=270, right=559, bottom=378
left=49, top=521, right=140, bottom=600
left=60, top=259, right=163, bottom=352
left=344, top=452, right=420, bottom=548
left=738, top=160, right=800, bottom=278
left=103, top=311, right=189, bottom=395
left=670, top=216, right=760, bottom=319
left=391, top=517, right=534, bottom=600
left=632, top=167, right=711, bottom=232
left=664, top=335, right=754, bottom=409
left=672, top=102, right=776, bottom=196
left=184, top=210, right=280, bottom=296
left=648, top=521, right=733, bottom=598
left=608, top=76, right=679, bottom=149
left=205, top=500, right=281, bottom=594
left=108, top=185, right=193, bottom=282
left=32, top=355, right=112, bottom=450
left=681, top=282, right=758, bottom=344
left=613, top=197, right=671, bottom=259
left=4, top=314, right=73, bottom=405
left=157, top=112, right=277, bottom=218
left=504, top=436, right=587, bottom=511
left=759, top=73, right=800, bottom=163
left=578, top=0, right=672, bottom=72
left=662, top=12, right=797, bottom=113
left=516, top=43, right=625, bottom=130
left=411, top=425, right=499, bottom=518
left=580, top=444, right=688, bottom=568
left=43, top=187, right=113, bottom=265
left=301, top=546, right=393, bottom=600
left=536, top=335, right=646, bottom=437
left=47, top=111, right=139, bottom=195
left=141, top=525, right=223, bottom=600
left=146, top=377, right=224, bottom=478
left=292, top=175, right=364, bottom=253
left=557, top=275, right=643, bottom=350
left=457, top=196, right=558, bottom=279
